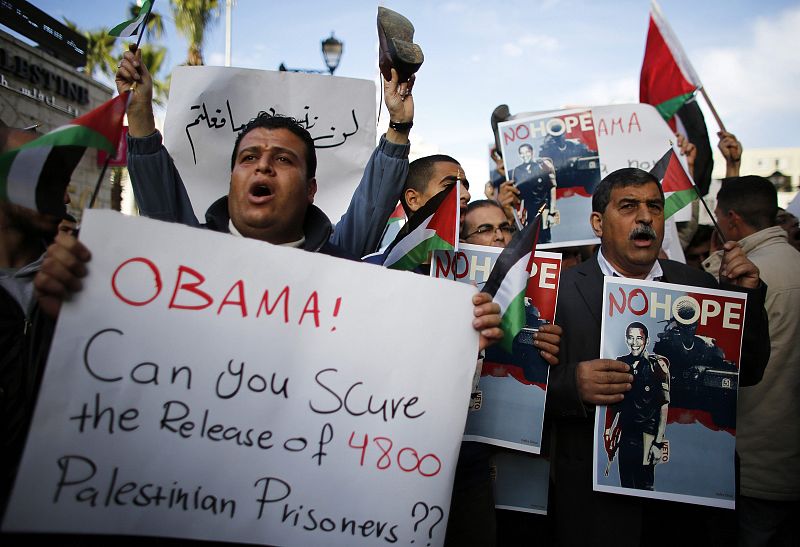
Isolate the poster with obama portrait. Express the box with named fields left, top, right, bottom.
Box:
left=497, top=104, right=693, bottom=249
left=593, top=277, right=747, bottom=509
left=432, top=244, right=562, bottom=453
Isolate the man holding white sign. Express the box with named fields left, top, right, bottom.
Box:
left=34, top=113, right=503, bottom=345
left=116, top=46, right=412, bottom=258
left=3, top=209, right=493, bottom=547
left=21, top=113, right=504, bottom=545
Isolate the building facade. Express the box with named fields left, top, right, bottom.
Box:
left=0, top=29, right=114, bottom=219
left=712, top=146, right=800, bottom=209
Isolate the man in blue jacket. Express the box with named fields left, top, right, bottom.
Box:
left=115, top=45, right=413, bottom=258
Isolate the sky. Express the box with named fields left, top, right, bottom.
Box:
left=16, top=0, right=800, bottom=191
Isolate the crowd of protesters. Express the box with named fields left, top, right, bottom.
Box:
left=1, top=29, right=798, bottom=547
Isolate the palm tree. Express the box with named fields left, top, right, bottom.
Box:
left=137, top=44, right=170, bottom=105
left=128, top=1, right=165, bottom=41
left=63, top=20, right=117, bottom=79
left=170, top=0, right=221, bottom=66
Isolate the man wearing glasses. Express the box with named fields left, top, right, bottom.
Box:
left=462, top=200, right=517, bottom=248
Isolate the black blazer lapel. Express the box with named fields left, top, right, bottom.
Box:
left=572, top=256, right=605, bottom=329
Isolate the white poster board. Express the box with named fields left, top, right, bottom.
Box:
left=163, top=67, right=376, bottom=224
left=4, top=211, right=479, bottom=547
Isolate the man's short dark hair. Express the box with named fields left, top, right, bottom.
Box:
left=518, top=143, right=533, bottom=154
left=403, top=154, right=461, bottom=216
left=230, top=113, right=317, bottom=179
left=626, top=321, right=649, bottom=341
left=463, top=200, right=505, bottom=233
left=592, top=168, right=664, bottom=213
left=465, top=199, right=504, bottom=216
left=716, top=176, right=777, bottom=231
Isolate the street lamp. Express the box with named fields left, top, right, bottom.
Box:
left=321, top=32, right=343, bottom=75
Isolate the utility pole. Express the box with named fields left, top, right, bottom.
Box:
left=225, top=0, right=235, bottom=67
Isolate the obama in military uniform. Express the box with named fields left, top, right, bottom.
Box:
left=604, top=322, right=670, bottom=490
left=510, top=143, right=559, bottom=242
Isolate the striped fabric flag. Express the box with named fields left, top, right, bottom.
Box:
left=482, top=211, right=541, bottom=354
left=376, top=202, right=407, bottom=252
left=640, top=0, right=701, bottom=126
left=674, top=98, right=713, bottom=196
left=0, top=92, right=129, bottom=215
left=109, top=0, right=154, bottom=37
left=381, top=183, right=459, bottom=271
left=650, top=147, right=695, bottom=218
left=387, top=201, right=406, bottom=225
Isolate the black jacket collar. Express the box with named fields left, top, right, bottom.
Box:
left=204, top=196, right=334, bottom=252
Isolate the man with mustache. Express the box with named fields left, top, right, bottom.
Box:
left=546, top=168, right=770, bottom=546
left=603, top=322, right=670, bottom=491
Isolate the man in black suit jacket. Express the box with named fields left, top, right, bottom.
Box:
left=546, top=168, right=770, bottom=546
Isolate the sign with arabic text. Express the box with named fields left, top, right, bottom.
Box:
left=163, top=67, right=376, bottom=224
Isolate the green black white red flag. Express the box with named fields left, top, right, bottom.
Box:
left=0, top=92, right=129, bottom=215
left=377, top=201, right=407, bottom=252
left=386, top=201, right=406, bottom=225
left=640, top=0, right=701, bottom=126
left=482, top=209, right=542, bottom=354
left=109, top=0, right=154, bottom=37
left=650, top=147, right=695, bottom=218
left=380, top=183, right=459, bottom=271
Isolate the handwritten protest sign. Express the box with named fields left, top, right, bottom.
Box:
left=163, top=67, right=376, bottom=224
left=498, top=104, right=693, bottom=248
left=4, top=211, right=479, bottom=546
left=593, top=277, right=745, bottom=509
left=432, top=244, right=561, bottom=453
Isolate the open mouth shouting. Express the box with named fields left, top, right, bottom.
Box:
left=630, top=224, right=657, bottom=248
left=248, top=181, right=274, bottom=204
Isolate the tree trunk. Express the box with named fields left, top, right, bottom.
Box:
left=188, top=44, right=204, bottom=66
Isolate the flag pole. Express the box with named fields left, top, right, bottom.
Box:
left=698, top=87, right=726, bottom=134
left=88, top=156, right=112, bottom=209
left=525, top=202, right=546, bottom=272
left=662, top=142, right=727, bottom=245
left=131, top=0, right=155, bottom=52
left=672, top=144, right=728, bottom=244
left=691, top=180, right=727, bottom=245
left=88, top=0, right=155, bottom=209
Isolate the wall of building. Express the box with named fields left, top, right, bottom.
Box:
left=712, top=146, right=800, bottom=190
left=0, top=29, right=114, bottom=221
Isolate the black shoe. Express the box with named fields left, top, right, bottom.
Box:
left=491, top=104, right=511, bottom=158
left=377, top=7, right=424, bottom=83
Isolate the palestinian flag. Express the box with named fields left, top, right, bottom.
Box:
left=110, top=0, right=154, bottom=37
left=640, top=0, right=701, bottom=126
left=482, top=213, right=541, bottom=354
left=377, top=202, right=407, bottom=252
left=381, top=183, right=458, bottom=270
left=387, top=201, right=405, bottom=225
left=650, top=147, right=695, bottom=218
left=0, top=92, right=129, bottom=215
left=675, top=98, right=713, bottom=196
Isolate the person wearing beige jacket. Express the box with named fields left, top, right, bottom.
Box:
left=705, top=175, right=800, bottom=547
